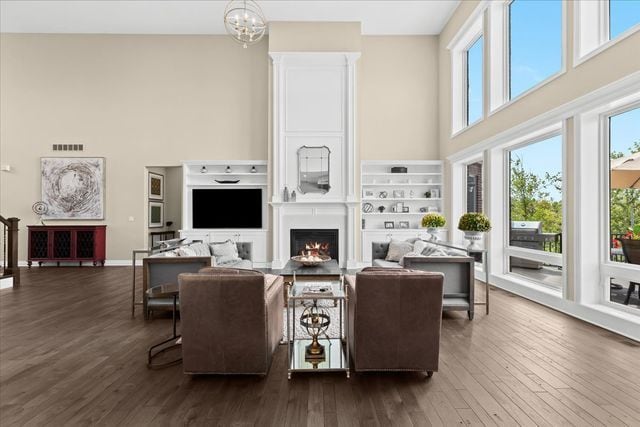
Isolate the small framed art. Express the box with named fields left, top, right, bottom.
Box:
left=398, top=221, right=410, bottom=229
left=149, top=201, right=164, bottom=228
left=148, top=172, right=164, bottom=200
left=384, top=221, right=395, bottom=229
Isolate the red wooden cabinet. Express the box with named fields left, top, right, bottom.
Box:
left=27, top=225, right=106, bottom=267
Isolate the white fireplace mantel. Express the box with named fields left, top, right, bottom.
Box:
left=269, top=52, right=360, bottom=269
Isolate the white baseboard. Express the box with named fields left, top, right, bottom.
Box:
left=491, top=273, right=640, bottom=342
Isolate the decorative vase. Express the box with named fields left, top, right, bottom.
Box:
left=463, top=231, right=483, bottom=250
left=426, top=227, right=440, bottom=242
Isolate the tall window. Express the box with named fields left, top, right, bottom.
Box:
left=609, top=0, right=640, bottom=40
left=608, top=106, right=640, bottom=309
left=508, top=135, right=563, bottom=289
left=466, top=36, right=483, bottom=125
left=466, top=162, right=483, bottom=213
left=508, top=0, right=562, bottom=99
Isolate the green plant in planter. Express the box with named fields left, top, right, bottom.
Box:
left=457, top=213, right=491, bottom=232
left=421, top=213, right=446, bottom=228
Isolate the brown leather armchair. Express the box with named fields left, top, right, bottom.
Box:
left=178, top=267, right=283, bottom=375
left=346, top=267, right=444, bottom=375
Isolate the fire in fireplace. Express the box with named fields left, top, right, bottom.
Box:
left=290, top=229, right=339, bottom=261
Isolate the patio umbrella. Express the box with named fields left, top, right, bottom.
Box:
left=611, top=152, right=640, bottom=189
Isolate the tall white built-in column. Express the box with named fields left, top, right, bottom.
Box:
left=269, top=52, right=360, bottom=269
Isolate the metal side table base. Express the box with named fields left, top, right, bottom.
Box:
left=147, top=289, right=182, bottom=369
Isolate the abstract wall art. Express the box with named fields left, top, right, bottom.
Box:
left=41, top=157, right=105, bottom=219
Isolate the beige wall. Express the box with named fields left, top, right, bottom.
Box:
left=1, top=30, right=441, bottom=262
left=359, top=36, right=440, bottom=160
left=0, top=34, right=269, bottom=261
left=438, top=0, right=640, bottom=158
left=268, top=22, right=362, bottom=52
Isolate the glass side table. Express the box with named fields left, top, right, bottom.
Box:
left=286, top=276, right=349, bottom=379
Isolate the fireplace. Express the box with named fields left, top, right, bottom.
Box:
left=290, top=229, right=339, bottom=261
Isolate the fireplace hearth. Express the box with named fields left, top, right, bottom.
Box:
left=290, top=229, right=339, bottom=261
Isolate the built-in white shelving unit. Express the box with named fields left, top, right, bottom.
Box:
left=360, top=160, right=447, bottom=264
left=180, top=160, right=269, bottom=267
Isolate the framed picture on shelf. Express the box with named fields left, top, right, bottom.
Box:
left=149, top=201, right=164, bottom=228
left=363, top=189, right=375, bottom=198
left=384, top=221, right=395, bottom=229
left=148, top=172, right=164, bottom=200
left=402, top=206, right=410, bottom=213
left=397, top=221, right=410, bottom=229
left=395, top=202, right=404, bottom=213
left=392, top=190, right=405, bottom=199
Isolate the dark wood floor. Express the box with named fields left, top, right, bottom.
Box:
left=1, top=267, right=639, bottom=426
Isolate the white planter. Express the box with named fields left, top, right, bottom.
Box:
left=463, top=231, right=483, bottom=250
left=425, top=227, right=440, bottom=242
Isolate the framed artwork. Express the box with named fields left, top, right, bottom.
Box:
left=392, top=190, right=405, bottom=199
left=148, top=172, right=164, bottom=200
left=384, top=221, right=395, bottom=229
left=41, top=157, right=105, bottom=219
left=149, top=201, right=164, bottom=228
left=398, top=221, right=410, bottom=229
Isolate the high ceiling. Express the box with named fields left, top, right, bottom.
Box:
left=0, top=0, right=460, bottom=36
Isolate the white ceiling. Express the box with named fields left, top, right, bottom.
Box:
left=0, top=0, right=460, bottom=36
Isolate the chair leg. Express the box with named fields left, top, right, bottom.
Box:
left=624, top=283, right=637, bottom=305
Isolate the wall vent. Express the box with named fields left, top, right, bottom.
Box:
left=52, top=144, right=83, bottom=151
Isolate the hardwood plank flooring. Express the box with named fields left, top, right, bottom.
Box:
left=1, top=267, right=639, bottom=426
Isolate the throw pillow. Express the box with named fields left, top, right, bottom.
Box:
left=385, top=239, right=414, bottom=262
left=190, top=242, right=211, bottom=257
left=426, top=247, right=449, bottom=257
left=413, top=239, right=429, bottom=255
left=209, top=240, right=239, bottom=258
left=177, top=246, right=197, bottom=256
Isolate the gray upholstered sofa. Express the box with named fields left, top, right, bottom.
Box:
left=372, top=241, right=475, bottom=319
left=142, top=241, right=253, bottom=319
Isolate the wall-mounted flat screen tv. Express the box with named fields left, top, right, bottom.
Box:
left=192, top=188, right=262, bottom=229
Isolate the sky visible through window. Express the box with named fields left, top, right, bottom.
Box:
left=610, top=107, right=640, bottom=156
left=610, top=0, right=640, bottom=40
left=467, top=36, right=483, bottom=125
left=509, top=0, right=562, bottom=100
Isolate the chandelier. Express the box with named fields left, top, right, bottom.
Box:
left=223, top=0, right=267, bottom=48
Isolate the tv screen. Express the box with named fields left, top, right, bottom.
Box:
left=192, top=188, right=262, bottom=229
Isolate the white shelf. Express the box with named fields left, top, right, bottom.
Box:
left=362, top=183, right=442, bottom=186
left=362, top=173, right=441, bottom=176
left=192, top=172, right=267, bottom=176
left=362, top=198, right=442, bottom=202
left=187, top=183, right=268, bottom=187
left=362, top=213, right=428, bottom=216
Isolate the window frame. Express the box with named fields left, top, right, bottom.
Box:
left=488, top=0, right=567, bottom=112
left=464, top=34, right=484, bottom=127
left=600, top=102, right=640, bottom=313
left=448, top=7, right=485, bottom=136
left=503, top=129, right=566, bottom=293
left=574, top=0, right=640, bottom=67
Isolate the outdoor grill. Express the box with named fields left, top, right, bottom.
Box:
left=510, top=221, right=561, bottom=269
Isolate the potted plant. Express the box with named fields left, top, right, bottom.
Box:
left=421, top=213, right=446, bottom=241
left=457, top=213, right=491, bottom=250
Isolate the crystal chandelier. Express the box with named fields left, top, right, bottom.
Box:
left=223, top=0, right=267, bottom=48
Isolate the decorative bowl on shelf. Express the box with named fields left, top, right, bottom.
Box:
left=215, top=179, right=240, bottom=184
left=291, top=254, right=331, bottom=267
